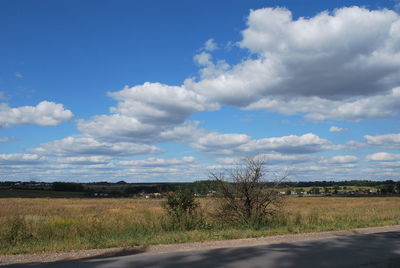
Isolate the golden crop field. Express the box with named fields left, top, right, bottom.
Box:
left=0, top=196, right=399, bottom=255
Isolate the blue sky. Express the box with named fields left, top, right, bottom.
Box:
left=1, top=0, right=400, bottom=182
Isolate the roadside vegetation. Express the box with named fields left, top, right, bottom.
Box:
left=0, top=195, right=399, bottom=255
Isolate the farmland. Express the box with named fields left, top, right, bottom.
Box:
left=0, top=196, right=399, bottom=255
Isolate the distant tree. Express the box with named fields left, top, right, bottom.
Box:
left=295, top=188, right=304, bottom=194
left=52, top=182, right=84, bottom=192
left=396, top=182, right=400, bottom=194
left=310, top=187, right=320, bottom=195
left=386, top=184, right=395, bottom=194
left=333, top=186, right=340, bottom=194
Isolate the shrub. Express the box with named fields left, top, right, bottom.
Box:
left=210, top=157, right=286, bottom=227
left=163, top=188, right=204, bottom=230
left=164, top=188, right=198, bottom=216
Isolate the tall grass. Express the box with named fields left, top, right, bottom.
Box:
left=0, top=197, right=399, bottom=255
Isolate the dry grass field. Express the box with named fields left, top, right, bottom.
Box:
left=0, top=196, right=399, bottom=255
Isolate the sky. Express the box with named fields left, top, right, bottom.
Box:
left=1, top=0, right=400, bottom=182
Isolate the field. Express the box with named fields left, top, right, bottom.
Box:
left=0, top=196, right=399, bottom=255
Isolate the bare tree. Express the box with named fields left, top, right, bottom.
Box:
left=210, top=157, right=286, bottom=226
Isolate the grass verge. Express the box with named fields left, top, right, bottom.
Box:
left=0, top=196, right=399, bottom=255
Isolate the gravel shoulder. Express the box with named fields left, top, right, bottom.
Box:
left=1, top=225, right=400, bottom=266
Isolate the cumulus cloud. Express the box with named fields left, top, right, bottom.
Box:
left=241, top=7, right=400, bottom=98
left=29, top=136, right=162, bottom=157
left=193, top=132, right=251, bottom=154
left=366, top=152, right=400, bottom=161
left=78, top=115, right=204, bottom=144
left=204, top=38, right=218, bottom=51
left=187, top=7, right=400, bottom=107
left=77, top=83, right=216, bottom=144
left=245, top=83, right=400, bottom=122
left=108, top=82, right=216, bottom=125
left=193, top=132, right=332, bottom=155
left=364, top=133, right=400, bottom=148
left=183, top=7, right=400, bottom=122
left=77, top=115, right=157, bottom=143
left=329, top=126, right=347, bottom=132
left=0, top=101, right=73, bottom=128
left=194, top=52, right=213, bottom=66
left=192, top=53, right=230, bottom=79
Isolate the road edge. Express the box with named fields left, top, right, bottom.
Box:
left=1, top=225, right=400, bottom=266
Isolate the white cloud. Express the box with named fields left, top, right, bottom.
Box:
left=293, top=165, right=328, bottom=172
left=318, top=155, right=358, bottom=164
left=193, top=132, right=332, bottom=155
left=108, top=82, right=217, bottom=125
left=261, top=153, right=313, bottom=164
left=15, top=72, right=23, bottom=78
left=366, top=152, right=400, bottom=161
left=239, top=133, right=332, bottom=154
left=246, top=87, right=400, bottom=121
left=0, top=154, right=45, bottom=165
left=192, top=53, right=230, bottom=79
left=183, top=7, right=400, bottom=122
left=204, top=38, right=218, bottom=51
left=29, top=136, right=162, bottom=157
left=337, top=140, right=365, bottom=151
left=77, top=114, right=157, bottom=143
left=77, top=83, right=216, bottom=144
left=78, top=115, right=204, bottom=144
left=0, top=92, right=6, bottom=100
left=242, top=7, right=400, bottom=98
left=216, top=153, right=312, bottom=166
left=119, top=156, right=196, bottom=167
left=187, top=7, right=400, bottom=106
left=194, top=52, right=213, bottom=66
left=193, top=132, right=251, bottom=154
left=157, top=121, right=205, bottom=143
left=0, top=137, right=16, bottom=142
left=329, top=126, right=346, bottom=132
left=0, top=101, right=73, bottom=128
left=56, top=156, right=112, bottom=165
left=310, top=88, right=400, bottom=121
left=364, top=133, right=400, bottom=148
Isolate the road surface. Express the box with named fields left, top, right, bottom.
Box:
left=3, top=230, right=400, bottom=267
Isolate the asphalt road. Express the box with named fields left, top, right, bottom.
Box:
left=5, top=231, right=400, bottom=268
